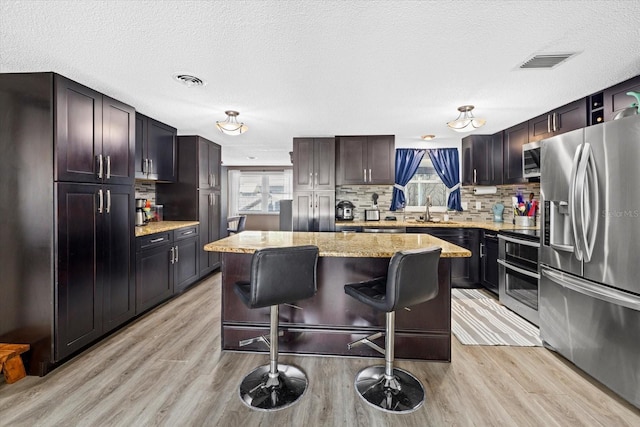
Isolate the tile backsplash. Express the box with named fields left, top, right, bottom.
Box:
left=135, top=181, right=156, bottom=204
left=336, top=183, right=540, bottom=223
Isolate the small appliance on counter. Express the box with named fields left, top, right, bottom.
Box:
left=135, top=198, right=148, bottom=226
left=365, top=193, right=380, bottom=221
left=336, top=200, right=355, bottom=221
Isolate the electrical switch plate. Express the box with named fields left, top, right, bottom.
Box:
left=476, top=201, right=482, bottom=210
left=461, top=202, right=468, bottom=210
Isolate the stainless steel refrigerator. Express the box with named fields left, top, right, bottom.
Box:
left=540, top=114, right=640, bottom=409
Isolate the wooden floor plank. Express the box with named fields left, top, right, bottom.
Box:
left=1, top=273, right=639, bottom=426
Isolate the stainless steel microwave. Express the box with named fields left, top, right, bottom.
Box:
left=522, top=141, right=541, bottom=179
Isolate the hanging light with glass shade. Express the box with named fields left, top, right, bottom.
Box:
left=446, top=105, right=486, bottom=132
left=216, top=110, right=248, bottom=135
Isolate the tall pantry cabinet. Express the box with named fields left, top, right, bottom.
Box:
left=157, top=135, right=222, bottom=277
left=0, top=73, right=136, bottom=375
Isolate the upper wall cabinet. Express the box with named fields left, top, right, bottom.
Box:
left=336, top=135, right=395, bottom=185
left=55, top=75, right=135, bottom=185
left=528, top=99, right=587, bottom=143
left=293, top=137, right=335, bottom=191
left=461, top=133, right=503, bottom=186
left=135, top=113, right=177, bottom=182
left=603, top=75, right=640, bottom=122
left=502, top=121, right=529, bottom=185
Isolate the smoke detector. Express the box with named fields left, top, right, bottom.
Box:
left=520, top=53, right=577, bottom=69
left=172, top=73, right=206, bottom=87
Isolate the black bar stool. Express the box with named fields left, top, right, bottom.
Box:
left=233, top=245, right=319, bottom=411
left=344, top=246, right=442, bottom=413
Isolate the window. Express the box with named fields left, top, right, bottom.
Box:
left=404, top=157, right=448, bottom=211
left=228, top=170, right=292, bottom=215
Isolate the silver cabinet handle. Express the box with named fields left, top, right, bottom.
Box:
left=181, top=230, right=194, bottom=236
left=97, top=189, right=103, bottom=214
left=143, top=158, right=148, bottom=174
left=97, top=154, right=103, bottom=179
left=175, top=245, right=179, bottom=263
left=212, top=174, right=216, bottom=187
left=170, top=246, right=175, bottom=264
left=106, top=155, right=111, bottom=179
left=553, top=112, right=558, bottom=132
left=368, top=169, right=371, bottom=182
left=485, top=233, right=497, bottom=238
left=479, top=242, right=485, bottom=258
left=309, top=172, right=313, bottom=189
left=150, top=237, right=165, bottom=243
left=363, top=169, right=366, bottom=182
left=473, top=168, right=477, bottom=184
left=106, top=189, right=111, bottom=213
left=315, top=172, right=318, bottom=187
left=547, top=114, right=552, bottom=133
left=149, top=159, right=153, bottom=176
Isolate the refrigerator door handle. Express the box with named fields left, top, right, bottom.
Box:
left=580, top=143, right=599, bottom=263
left=550, top=243, right=574, bottom=252
left=542, top=267, right=640, bottom=312
left=569, top=144, right=585, bottom=261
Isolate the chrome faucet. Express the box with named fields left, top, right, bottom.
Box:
left=425, top=196, right=432, bottom=222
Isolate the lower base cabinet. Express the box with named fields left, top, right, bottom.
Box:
left=480, top=231, right=499, bottom=294
left=408, top=227, right=481, bottom=288
left=135, top=226, right=199, bottom=314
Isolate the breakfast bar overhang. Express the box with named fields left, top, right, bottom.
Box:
left=204, top=231, right=471, bottom=362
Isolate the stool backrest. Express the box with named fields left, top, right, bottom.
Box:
left=248, top=245, right=319, bottom=308
left=386, top=246, right=441, bottom=311
left=227, top=215, right=247, bottom=234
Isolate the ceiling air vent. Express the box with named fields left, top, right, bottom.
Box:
left=520, top=53, right=576, bottom=69
left=172, top=73, right=206, bottom=87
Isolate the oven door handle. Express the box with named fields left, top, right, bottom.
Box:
left=497, top=259, right=540, bottom=280
left=498, top=234, right=541, bottom=248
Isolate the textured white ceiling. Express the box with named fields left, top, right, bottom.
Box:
left=2, top=0, right=640, bottom=165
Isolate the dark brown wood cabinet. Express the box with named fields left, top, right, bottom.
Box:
left=480, top=230, right=499, bottom=295
left=603, top=75, right=640, bottom=122
left=293, top=137, right=335, bottom=191
left=502, top=121, right=529, bottom=185
left=293, top=191, right=335, bottom=232
left=156, top=136, right=222, bottom=278
left=55, top=75, right=135, bottom=185
left=135, top=113, right=176, bottom=182
left=528, top=99, right=587, bottom=142
left=462, top=133, right=503, bottom=186
left=0, top=72, right=136, bottom=375
left=135, top=226, right=199, bottom=314
left=336, top=135, right=395, bottom=185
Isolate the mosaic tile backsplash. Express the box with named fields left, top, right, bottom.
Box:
left=336, top=183, right=540, bottom=223
left=135, top=181, right=157, bottom=204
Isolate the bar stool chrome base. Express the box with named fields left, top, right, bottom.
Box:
left=354, top=365, right=425, bottom=413
left=239, top=363, right=308, bottom=411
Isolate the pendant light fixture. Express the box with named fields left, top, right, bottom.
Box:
left=446, top=105, right=486, bottom=132
left=216, top=110, right=248, bottom=135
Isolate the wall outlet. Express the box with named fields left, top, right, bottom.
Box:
left=476, top=201, right=482, bottom=210
left=461, top=202, right=468, bottom=210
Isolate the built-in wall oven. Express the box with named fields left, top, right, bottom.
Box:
left=498, top=229, right=540, bottom=326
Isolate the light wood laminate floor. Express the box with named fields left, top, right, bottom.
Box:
left=1, top=273, right=639, bottom=426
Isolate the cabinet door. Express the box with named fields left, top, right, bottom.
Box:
left=313, top=137, right=336, bottom=190
left=147, top=118, right=176, bottom=182
left=489, top=132, right=503, bottom=185
left=461, top=135, right=490, bottom=185
left=199, top=191, right=220, bottom=276
left=481, top=233, right=499, bottom=294
left=293, top=138, right=314, bottom=190
left=134, top=114, right=147, bottom=179
left=102, top=184, right=135, bottom=332
left=209, top=143, right=221, bottom=190
left=337, top=136, right=367, bottom=184
left=367, top=136, right=395, bottom=184
left=292, top=192, right=313, bottom=231
left=55, top=75, right=103, bottom=183
left=422, top=228, right=480, bottom=288
left=174, top=236, right=200, bottom=292
left=502, top=121, right=528, bottom=184
left=528, top=112, right=554, bottom=143
left=553, top=99, right=587, bottom=135
left=198, top=138, right=211, bottom=189
left=603, top=75, right=640, bottom=122
left=102, top=96, right=135, bottom=185
left=56, top=183, right=102, bottom=360
left=314, top=191, right=336, bottom=232
left=136, top=242, right=173, bottom=314
left=461, top=137, right=474, bottom=186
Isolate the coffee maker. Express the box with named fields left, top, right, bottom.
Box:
left=135, top=198, right=147, bottom=226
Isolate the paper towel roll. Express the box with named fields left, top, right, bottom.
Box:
left=473, top=186, right=497, bottom=195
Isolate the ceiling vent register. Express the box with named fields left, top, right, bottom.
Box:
left=172, top=73, right=206, bottom=87
left=520, top=53, right=576, bottom=69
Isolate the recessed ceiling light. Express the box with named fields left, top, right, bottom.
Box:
left=172, top=73, right=206, bottom=87
left=421, top=135, right=436, bottom=140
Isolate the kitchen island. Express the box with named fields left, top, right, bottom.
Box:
left=204, top=231, right=470, bottom=361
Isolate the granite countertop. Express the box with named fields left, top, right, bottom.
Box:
left=335, top=219, right=539, bottom=232
left=135, top=221, right=199, bottom=237
left=204, top=231, right=471, bottom=258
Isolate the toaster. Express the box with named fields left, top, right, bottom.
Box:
left=364, top=210, right=380, bottom=221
